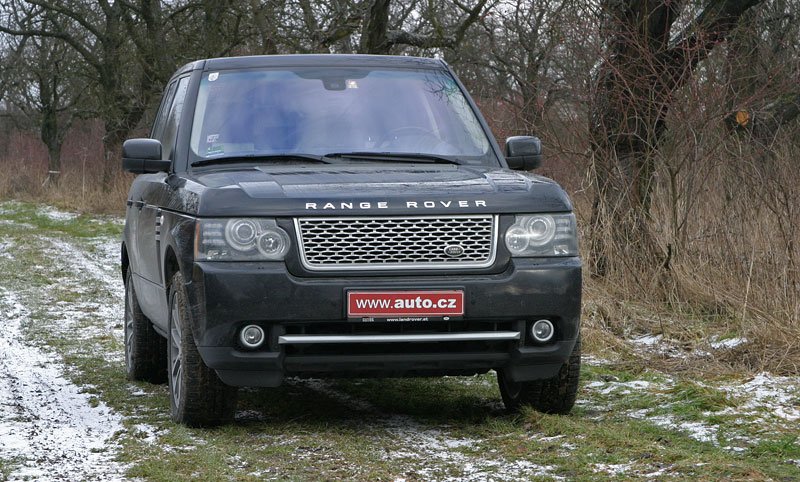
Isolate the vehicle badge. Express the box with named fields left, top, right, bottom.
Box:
left=444, top=245, right=465, bottom=258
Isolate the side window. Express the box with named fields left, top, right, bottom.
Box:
left=159, top=76, right=190, bottom=160
left=151, top=80, right=178, bottom=141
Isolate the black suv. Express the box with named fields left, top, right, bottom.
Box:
left=121, top=54, right=581, bottom=426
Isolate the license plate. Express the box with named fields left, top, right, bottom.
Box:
left=347, top=290, right=465, bottom=322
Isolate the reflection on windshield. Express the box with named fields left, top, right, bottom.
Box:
left=189, top=67, right=497, bottom=166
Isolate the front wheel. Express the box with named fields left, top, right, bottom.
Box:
left=498, top=336, right=581, bottom=415
left=168, top=272, right=237, bottom=426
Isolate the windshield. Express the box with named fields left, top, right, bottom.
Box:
left=189, top=67, right=499, bottom=166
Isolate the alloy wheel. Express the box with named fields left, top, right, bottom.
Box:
left=124, top=285, right=135, bottom=370
left=169, top=299, right=183, bottom=409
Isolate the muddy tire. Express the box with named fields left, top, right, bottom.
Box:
left=168, top=272, right=237, bottom=426
left=124, top=270, right=167, bottom=383
left=498, top=336, right=581, bottom=415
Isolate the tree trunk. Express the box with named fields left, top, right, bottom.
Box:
left=518, top=79, right=542, bottom=134
left=250, top=0, right=280, bottom=55
left=39, top=73, right=61, bottom=187
left=588, top=1, right=675, bottom=276
left=588, top=147, right=661, bottom=277
left=102, top=126, right=124, bottom=190
left=360, top=0, right=390, bottom=54
left=44, top=141, right=62, bottom=187
left=588, top=0, right=763, bottom=277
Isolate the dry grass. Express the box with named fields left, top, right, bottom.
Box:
left=571, top=127, right=800, bottom=376
left=0, top=157, right=130, bottom=215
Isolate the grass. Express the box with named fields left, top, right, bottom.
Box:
left=0, top=460, right=12, bottom=481
left=0, top=157, right=130, bottom=216
left=0, top=200, right=799, bottom=480
left=0, top=200, right=122, bottom=237
left=667, top=381, right=737, bottom=413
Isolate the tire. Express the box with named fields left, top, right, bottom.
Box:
left=124, top=270, right=167, bottom=383
left=498, top=336, right=581, bottom=415
left=168, top=272, right=237, bottom=426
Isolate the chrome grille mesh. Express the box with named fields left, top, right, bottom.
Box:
left=296, top=215, right=497, bottom=270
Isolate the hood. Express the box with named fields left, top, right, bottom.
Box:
left=173, top=164, right=573, bottom=216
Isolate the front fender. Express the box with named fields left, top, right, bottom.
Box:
left=161, top=213, right=202, bottom=340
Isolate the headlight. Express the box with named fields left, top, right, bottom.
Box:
left=195, top=218, right=290, bottom=261
left=504, top=213, right=578, bottom=257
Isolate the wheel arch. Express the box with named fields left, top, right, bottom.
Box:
left=162, top=216, right=204, bottom=344
left=163, top=245, right=181, bottom=295
left=121, top=242, right=130, bottom=283
left=162, top=214, right=196, bottom=294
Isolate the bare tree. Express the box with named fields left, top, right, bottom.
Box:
left=0, top=34, right=13, bottom=106
left=0, top=1, right=149, bottom=184
left=475, top=0, right=584, bottom=133
left=359, top=0, right=492, bottom=54
left=163, top=0, right=252, bottom=59
left=1, top=9, right=85, bottom=185
left=248, top=0, right=286, bottom=54
left=724, top=0, right=800, bottom=142
left=588, top=0, right=764, bottom=277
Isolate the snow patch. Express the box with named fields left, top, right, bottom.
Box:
left=46, top=237, right=123, bottom=301
left=37, top=206, right=80, bottom=221
left=0, top=238, right=14, bottom=259
left=631, top=334, right=662, bottom=347
left=582, top=355, right=614, bottom=366
left=36, top=237, right=125, bottom=363
left=297, top=378, right=562, bottom=481
left=628, top=332, right=704, bottom=360
left=719, top=373, right=800, bottom=422
left=642, top=466, right=673, bottom=478
left=592, top=462, right=633, bottom=475
left=710, top=337, right=747, bottom=350
left=0, top=219, right=34, bottom=228
left=630, top=409, right=741, bottom=448
left=0, top=288, right=126, bottom=481
left=130, top=423, right=160, bottom=445
left=586, top=379, right=655, bottom=395
left=648, top=414, right=718, bottom=444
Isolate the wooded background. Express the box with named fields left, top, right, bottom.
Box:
left=1, top=0, right=798, bottom=370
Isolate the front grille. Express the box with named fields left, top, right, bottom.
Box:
left=295, top=215, right=497, bottom=271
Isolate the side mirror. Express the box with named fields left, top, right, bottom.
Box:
left=505, top=136, right=542, bottom=171
left=122, top=138, right=171, bottom=174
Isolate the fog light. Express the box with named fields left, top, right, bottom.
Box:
left=239, top=325, right=265, bottom=349
left=531, top=319, right=554, bottom=343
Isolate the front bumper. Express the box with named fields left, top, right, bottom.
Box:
left=187, top=257, right=581, bottom=387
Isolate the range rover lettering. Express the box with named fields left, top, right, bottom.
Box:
left=121, top=54, right=582, bottom=426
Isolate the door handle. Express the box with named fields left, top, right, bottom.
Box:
left=134, top=200, right=145, bottom=209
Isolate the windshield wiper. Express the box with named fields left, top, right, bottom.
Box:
left=324, top=151, right=461, bottom=165
left=192, top=153, right=332, bottom=167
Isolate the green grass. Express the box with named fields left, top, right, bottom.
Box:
left=667, top=380, right=737, bottom=413
left=1, top=200, right=799, bottom=481
left=0, top=459, right=13, bottom=481
left=0, top=200, right=122, bottom=238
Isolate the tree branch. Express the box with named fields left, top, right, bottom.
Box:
left=667, top=0, right=764, bottom=78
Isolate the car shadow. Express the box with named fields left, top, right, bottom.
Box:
left=233, top=375, right=508, bottom=429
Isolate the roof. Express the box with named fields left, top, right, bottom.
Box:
left=175, top=54, right=445, bottom=75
